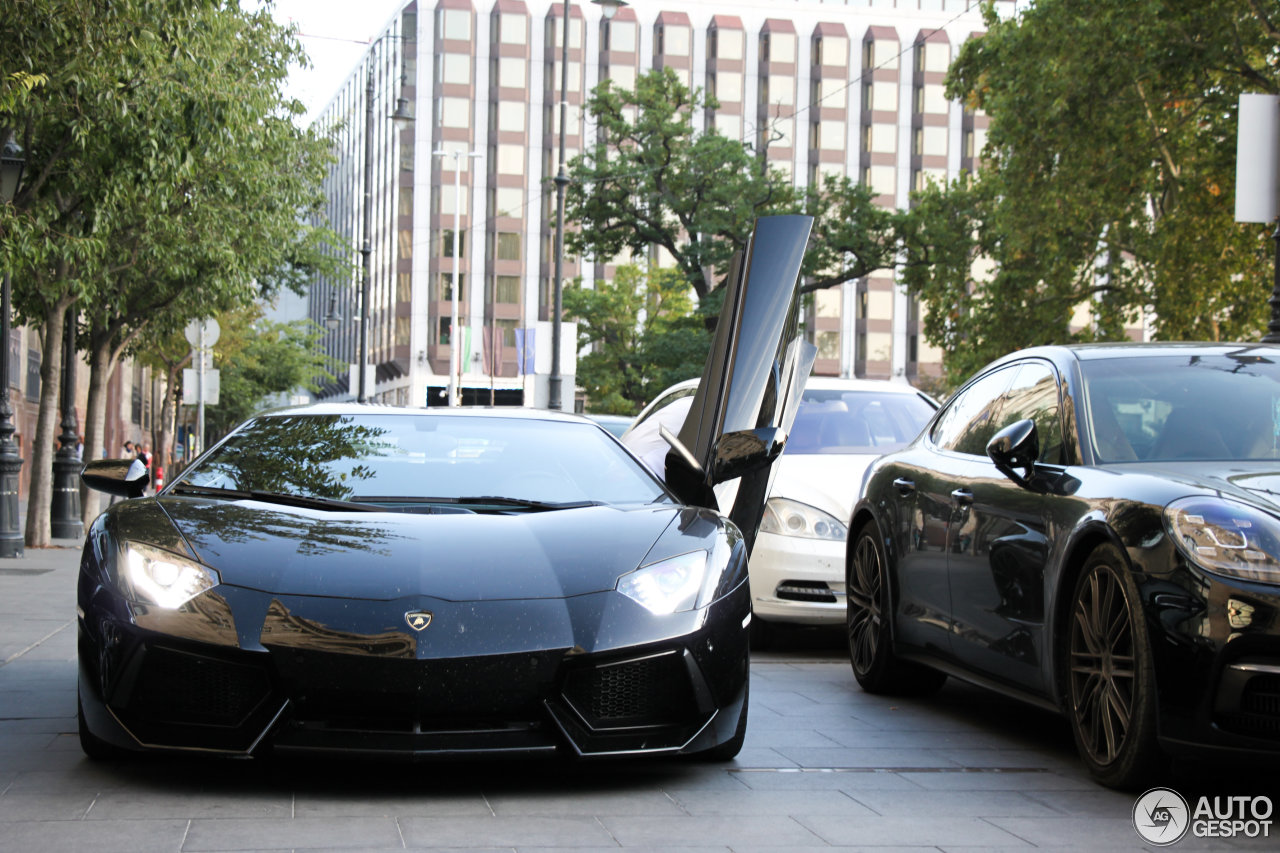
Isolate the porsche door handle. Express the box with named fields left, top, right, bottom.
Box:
left=892, top=477, right=915, bottom=496
left=950, top=488, right=974, bottom=506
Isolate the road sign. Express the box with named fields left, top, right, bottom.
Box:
left=184, top=318, right=220, bottom=348
left=182, top=368, right=219, bottom=405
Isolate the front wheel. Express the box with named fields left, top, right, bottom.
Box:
left=846, top=522, right=946, bottom=695
left=1065, top=545, right=1163, bottom=789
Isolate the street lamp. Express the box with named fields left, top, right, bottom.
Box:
left=550, top=0, right=627, bottom=410
left=356, top=34, right=415, bottom=404
left=431, top=147, right=482, bottom=407
left=0, top=132, right=25, bottom=556
left=324, top=293, right=342, bottom=331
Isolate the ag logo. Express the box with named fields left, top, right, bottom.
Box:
left=404, top=610, right=433, bottom=631
left=1134, top=787, right=1190, bottom=846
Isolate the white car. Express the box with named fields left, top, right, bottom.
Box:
left=624, top=377, right=936, bottom=642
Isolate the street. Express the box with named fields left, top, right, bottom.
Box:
left=1, top=544, right=1274, bottom=852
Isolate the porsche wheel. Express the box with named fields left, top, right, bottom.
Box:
left=1066, top=545, right=1162, bottom=789
left=846, top=522, right=946, bottom=695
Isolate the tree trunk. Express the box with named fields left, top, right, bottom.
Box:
left=80, top=338, right=115, bottom=527
left=157, top=363, right=179, bottom=483
left=24, top=294, right=71, bottom=548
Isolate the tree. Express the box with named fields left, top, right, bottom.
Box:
left=899, top=0, right=1279, bottom=386
left=197, top=307, right=338, bottom=441
left=564, top=264, right=707, bottom=413
left=2, top=1, right=337, bottom=540
left=566, top=68, right=796, bottom=299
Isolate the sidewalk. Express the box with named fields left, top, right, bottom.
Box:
left=0, top=500, right=83, bottom=665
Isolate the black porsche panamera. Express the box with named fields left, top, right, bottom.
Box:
left=76, top=215, right=817, bottom=762
left=847, top=342, right=1280, bottom=788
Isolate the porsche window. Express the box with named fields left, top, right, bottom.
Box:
left=179, top=414, right=669, bottom=506
left=1081, top=352, right=1280, bottom=463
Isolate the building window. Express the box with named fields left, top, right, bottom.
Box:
left=498, top=56, right=526, bottom=88
left=27, top=348, right=40, bottom=403
left=439, top=96, right=470, bottom=128
left=768, top=32, right=795, bottom=63
left=437, top=273, right=467, bottom=302
left=497, top=101, right=525, bottom=133
left=440, top=229, right=466, bottom=259
left=495, top=187, right=524, bottom=218
left=494, top=275, right=521, bottom=303
left=499, top=13, right=527, bottom=45
left=608, top=20, right=637, bottom=52
left=441, top=53, right=470, bottom=85
left=495, top=232, right=521, bottom=261
left=442, top=8, right=471, bottom=41
left=496, top=143, right=525, bottom=175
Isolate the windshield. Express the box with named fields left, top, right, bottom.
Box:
left=785, top=389, right=936, bottom=455
left=175, top=413, right=670, bottom=507
left=1082, top=351, right=1280, bottom=463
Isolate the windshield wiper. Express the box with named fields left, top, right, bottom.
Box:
left=168, top=484, right=380, bottom=513
left=353, top=495, right=602, bottom=511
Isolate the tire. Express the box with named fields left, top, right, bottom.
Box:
left=698, top=679, right=748, bottom=761
left=1064, top=544, right=1164, bottom=789
left=77, top=691, right=125, bottom=761
left=846, top=521, right=946, bottom=696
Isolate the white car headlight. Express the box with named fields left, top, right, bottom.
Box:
left=759, top=497, right=847, bottom=541
left=1165, top=497, right=1280, bottom=584
left=119, top=542, right=220, bottom=608
left=616, top=550, right=720, bottom=615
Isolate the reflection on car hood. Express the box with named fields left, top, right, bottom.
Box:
left=150, top=497, right=682, bottom=601
left=769, top=453, right=880, bottom=521
left=1105, top=461, right=1280, bottom=513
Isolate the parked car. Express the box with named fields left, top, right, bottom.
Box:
left=74, top=215, right=815, bottom=762
left=625, top=377, right=935, bottom=642
left=847, top=342, right=1280, bottom=788
left=583, top=412, right=634, bottom=438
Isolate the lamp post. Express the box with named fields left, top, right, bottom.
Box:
left=550, top=0, right=626, bottom=410
left=357, top=34, right=414, bottom=403
left=431, top=147, right=481, bottom=406
left=0, top=133, right=25, bottom=557
left=51, top=304, right=82, bottom=539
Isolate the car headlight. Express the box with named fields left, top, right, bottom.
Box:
left=759, top=497, right=847, bottom=541
left=118, top=542, right=220, bottom=608
left=617, top=550, right=724, bottom=615
left=1165, top=497, right=1280, bottom=584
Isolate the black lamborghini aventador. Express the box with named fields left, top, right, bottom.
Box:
left=75, top=215, right=816, bottom=761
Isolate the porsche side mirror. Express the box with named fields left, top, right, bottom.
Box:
left=81, top=458, right=150, bottom=498
left=987, top=419, right=1038, bottom=489
left=711, top=427, right=786, bottom=485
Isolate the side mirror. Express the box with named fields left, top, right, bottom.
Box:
left=711, top=427, right=785, bottom=484
left=987, top=419, right=1038, bottom=489
left=81, top=458, right=150, bottom=499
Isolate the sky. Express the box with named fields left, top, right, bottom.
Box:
left=263, top=0, right=409, bottom=125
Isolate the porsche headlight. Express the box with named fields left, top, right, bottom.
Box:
left=1165, top=497, right=1280, bottom=584
left=759, top=498, right=847, bottom=541
left=617, top=550, right=722, bottom=615
left=118, top=542, right=220, bottom=608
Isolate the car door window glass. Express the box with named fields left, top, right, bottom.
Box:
left=931, top=366, right=1018, bottom=454
left=998, top=361, right=1064, bottom=464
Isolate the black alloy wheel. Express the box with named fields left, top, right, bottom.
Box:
left=1066, top=544, right=1162, bottom=789
left=846, top=522, right=945, bottom=695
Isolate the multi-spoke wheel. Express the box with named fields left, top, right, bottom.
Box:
left=846, top=522, right=945, bottom=695
left=1066, top=544, right=1162, bottom=789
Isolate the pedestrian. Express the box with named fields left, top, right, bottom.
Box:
left=75, top=434, right=83, bottom=460
left=123, top=440, right=134, bottom=458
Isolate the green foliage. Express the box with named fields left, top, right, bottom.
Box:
left=202, top=307, right=339, bottom=440
left=900, top=0, right=1280, bottom=387
left=564, top=264, right=708, bottom=413
left=566, top=68, right=797, bottom=299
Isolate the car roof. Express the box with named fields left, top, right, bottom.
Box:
left=983, top=342, right=1280, bottom=372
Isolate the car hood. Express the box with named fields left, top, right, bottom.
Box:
left=136, top=497, right=684, bottom=601
left=769, top=453, right=879, bottom=521
left=1101, top=461, right=1280, bottom=513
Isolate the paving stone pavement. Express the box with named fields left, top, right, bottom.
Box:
left=1, top=538, right=1276, bottom=852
